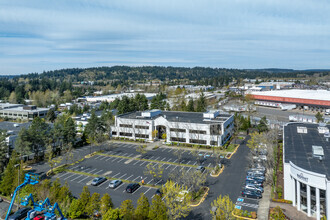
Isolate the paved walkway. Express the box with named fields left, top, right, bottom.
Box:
left=269, top=201, right=315, bottom=220
left=257, top=185, right=271, bottom=220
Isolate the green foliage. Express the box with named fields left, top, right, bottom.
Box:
left=100, top=193, right=113, bottom=216
left=46, top=108, right=56, bottom=122
left=315, top=112, right=324, bottom=123
left=148, top=195, right=168, bottom=220
left=103, top=208, right=122, bottom=220
left=120, top=200, right=135, bottom=220
left=257, top=116, right=268, bottom=133
left=186, top=99, right=195, bottom=112
left=196, top=93, right=206, bottom=112
left=134, top=193, right=150, bottom=220
left=87, top=193, right=101, bottom=216
left=150, top=93, right=168, bottom=110
left=84, top=110, right=106, bottom=145
left=79, top=186, right=91, bottom=211
left=115, top=94, right=149, bottom=114
left=0, top=130, right=8, bottom=173
left=68, top=199, right=82, bottom=219
left=144, top=163, right=164, bottom=183
left=270, top=206, right=286, bottom=220
left=210, top=195, right=235, bottom=220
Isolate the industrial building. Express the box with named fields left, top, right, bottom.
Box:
left=84, top=93, right=157, bottom=103
left=0, top=103, right=49, bottom=120
left=111, top=109, right=234, bottom=146
left=249, top=90, right=330, bottom=109
left=283, top=123, right=330, bottom=220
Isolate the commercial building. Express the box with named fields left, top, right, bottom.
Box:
left=0, top=103, right=49, bottom=120
left=249, top=90, right=330, bottom=109
left=85, top=93, right=157, bottom=103
left=111, top=110, right=234, bottom=146
left=0, top=121, right=31, bottom=150
left=283, top=123, right=330, bottom=219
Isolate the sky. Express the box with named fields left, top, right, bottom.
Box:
left=1, top=0, right=330, bottom=75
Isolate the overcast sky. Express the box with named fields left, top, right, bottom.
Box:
left=1, top=0, right=330, bottom=75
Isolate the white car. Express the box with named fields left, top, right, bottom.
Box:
left=245, top=184, right=263, bottom=193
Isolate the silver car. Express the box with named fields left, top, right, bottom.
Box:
left=109, top=179, right=122, bottom=189
left=245, top=184, right=264, bottom=193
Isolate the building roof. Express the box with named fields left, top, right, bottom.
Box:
left=0, top=121, right=31, bottom=135
left=0, top=103, right=24, bottom=110
left=284, top=123, right=330, bottom=179
left=250, top=89, right=330, bottom=102
left=117, top=110, right=232, bottom=124
left=0, top=106, right=49, bottom=113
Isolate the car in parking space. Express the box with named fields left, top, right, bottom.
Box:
left=155, top=188, right=163, bottom=197
left=247, top=173, right=265, bottom=180
left=8, top=207, right=32, bottom=220
left=196, top=166, right=205, bottom=173
left=245, top=184, right=264, bottom=193
left=126, top=183, right=140, bottom=193
left=108, top=179, right=122, bottom=189
left=33, top=215, right=45, bottom=220
left=247, top=170, right=264, bottom=176
left=246, top=176, right=264, bottom=183
left=91, top=177, right=107, bottom=186
left=246, top=180, right=263, bottom=187
left=241, top=189, right=262, bottom=199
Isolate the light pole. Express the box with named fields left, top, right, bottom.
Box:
left=14, top=163, right=20, bottom=211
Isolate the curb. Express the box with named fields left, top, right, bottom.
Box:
left=190, top=187, right=209, bottom=207
left=227, top=144, right=240, bottom=159
left=232, top=211, right=257, bottom=220
left=210, top=166, right=225, bottom=177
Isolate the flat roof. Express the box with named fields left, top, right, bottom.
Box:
left=0, top=121, right=31, bottom=135
left=251, top=89, right=330, bottom=101
left=0, top=103, right=24, bottom=109
left=284, top=123, right=330, bottom=179
left=118, top=111, right=232, bottom=124
left=0, top=107, right=49, bottom=113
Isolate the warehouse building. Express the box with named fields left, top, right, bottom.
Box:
left=249, top=90, right=330, bottom=109
left=111, top=110, right=234, bottom=146
left=283, top=123, right=330, bottom=220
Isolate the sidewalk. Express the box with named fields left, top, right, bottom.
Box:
left=257, top=185, right=271, bottom=220
left=269, top=201, right=315, bottom=220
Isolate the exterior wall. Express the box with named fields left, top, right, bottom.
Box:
left=251, top=95, right=330, bottom=107
left=0, top=109, right=48, bottom=120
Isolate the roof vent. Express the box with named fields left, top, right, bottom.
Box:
left=141, top=109, right=161, bottom=118
left=297, top=126, right=307, bottom=134
left=203, top=110, right=220, bottom=119
left=312, top=145, right=324, bottom=160
left=318, top=126, right=329, bottom=134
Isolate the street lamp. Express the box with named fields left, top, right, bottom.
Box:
left=14, top=164, right=20, bottom=210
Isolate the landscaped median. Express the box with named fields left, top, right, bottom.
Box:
left=190, top=186, right=209, bottom=207
left=226, top=144, right=240, bottom=159
left=232, top=209, right=257, bottom=219
left=210, top=165, right=225, bottom=177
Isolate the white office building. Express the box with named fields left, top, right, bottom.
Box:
left=283, top=123, right=330, bottom=220
left=111, top=110, right=234, bottom=146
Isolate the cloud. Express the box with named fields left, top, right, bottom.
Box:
left=0, top=0, right=330, bottom=74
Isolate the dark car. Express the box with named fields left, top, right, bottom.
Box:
left=196, top=166, right=205, bottom=173
left=91, top=177, right=107, bottom=186
left=8, top=207, right=32, bottom=220
left=155, top=189, right=163, bottom=197
left=241, top=190, right=262, bottom=199
left=126, top=183, right=140, bottom=193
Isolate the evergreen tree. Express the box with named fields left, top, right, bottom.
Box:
left=196, top=93, right=206, bottom=112
left=257, top=116, right=268, bottom=133
left=0, top=130, right=8, bottom=173
left=100, top=193, right=113, bottom=216
left=0, top=153, right=18, bottom=195
left=46, top=108, right=56, bottom=123
left=135, top=193, right=150, bottom=220
left=79, top=186, right=91, bottom=210
left=186, top=99, right=195, bottom=112
left=120, top=200, right=135, bottom=220
left=49, top=178, right=62, bottom=203
left=179, top=100, right=186, bottom=111
left=148, top=195, right=168, bottom=220
left=87, top=193, right=101, bottom=216
left=210, top=195, right=235, bottom=220
left=68, top=199, right=82, bottom=219
left=315, top=112, right=324, bottom=123
left=103, top=208, right=122, bottom=220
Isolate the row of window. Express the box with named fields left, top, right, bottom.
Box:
left=113, top=131, right=149, bottom=139
left=119, top=124, right=149, bottom=129
left=170, top=128, right=207, bottom=134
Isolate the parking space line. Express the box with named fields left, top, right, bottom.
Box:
left=111, top=157, right=120, bottom=162
left=126, top=175, right=134, bottom=180
left=132, top=186, right=143, bottom=194
left=161, top=157, right=166, bottom=161
left=132, top=176, right=141, bottom=182
left=161, top=148, right=166, bottom=152
left=180, top=166, right=185, bottom=171
left=87, top=168, right=97, bottom=174
left=94, top=155, right=103, bottom=160
left=167, top=158, right=172, bottom=162
left=105, top=157, right=113, bottom=161
left=78, top=176, right=91, bottom=183
left=168, top=148, right=173, bottom=152
left=133, top=160, right=140, bottom=165
left=71, top=165, right=80, bottom=170
left=173, top=159, right=178, bottom=163
left=140, top=161, right=148, bottom=166
left=147, top=179, right=153, bottom=184
left=118, top=158, right=127, bottom=163
left=155, top=179, right=162, bottom=185
left=149, top=156, right=155, bottom=160
left=118, top=174, right=127, bottom=179
left=122, top=153, right=128, bottom=156
left=186, top=167, right=192, bottom=173
left=193, top=162, right=197, bottom=165
left=165, top=164, right=172, bottom=169
left=58, top=172, right=70, bottom=178
left=115, top=183, right=126, bottom=191
left=99, top=156, right=106, bottom=160
left=208, top=163, right=212, bottom=167
left=153, top=162, right=160, bottom=168
left=171, top=165, right=178, bottom=171
left=144, top=187, right=153, bottom=195
left=64, top=173, right=77, bottom=180
left=71, top=174, right=84, bottom=181
left=97, top=180, right=109, bottom=187
left=111, top=172, right=121, bottom=178
left=93, top=169, right=104, bottom=175
left=154, top=156, right=160, bottom=161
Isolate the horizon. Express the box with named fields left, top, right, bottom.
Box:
left=1, top=0, right=330, bottom=75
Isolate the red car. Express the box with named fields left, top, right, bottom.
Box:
left=33, top=215, right=45, bottom=220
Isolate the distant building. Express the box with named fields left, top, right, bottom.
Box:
left=85, top=93, right=157, bottom=103
left=283, top=123, right=330, bottom=220
left=0, top=103, right=49, bottom=120
left=0, top=121, right=31, bottom=149
left=111, top=110, right=234, bottom=146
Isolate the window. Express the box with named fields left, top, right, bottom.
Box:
left=119, top=132, right=132, bottom=137
left=210, top=124, right=222, bottom=135
left=210, top=141, right=218, bottom=145
left=170, top=137, right=186, bottom=142
left=170, top=128, right=186, bottom=133
left=189, top=130, right=206, bottom=134
left=135, top=134, right=149, bottom=138
left=112, top=131, right=117, bottom=135
left=135, top=125, right=149, bottom=129
left=189, top=139, right=207, bottom=144
left=120, top=124, right=133, bottom=128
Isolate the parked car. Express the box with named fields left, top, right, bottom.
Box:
left=245, top=184, right=264, bottom=193
left=108, top=180, right=122, bottom=189
left=91, top=177, right=107, bottom=186
left=246, top=180, right=263, bottom=187
left=126, top=183, right=140, bottom=193
left=155, top=189, right=163, bottom=197
left=196, top=166, right=205, bottom=173
left=241, top=190, right=262, bottom=199
left=246, top=176, right=264, bottom=183
left=8, top=207, right=32, bottom=220
left=33, top=215, right=45, bottom=220
left=247, top=171, right=264, bottom=176
left=247, top=173, right=265, bottom=179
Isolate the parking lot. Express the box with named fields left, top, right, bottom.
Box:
left=52, top=142, right=214, bottom=207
